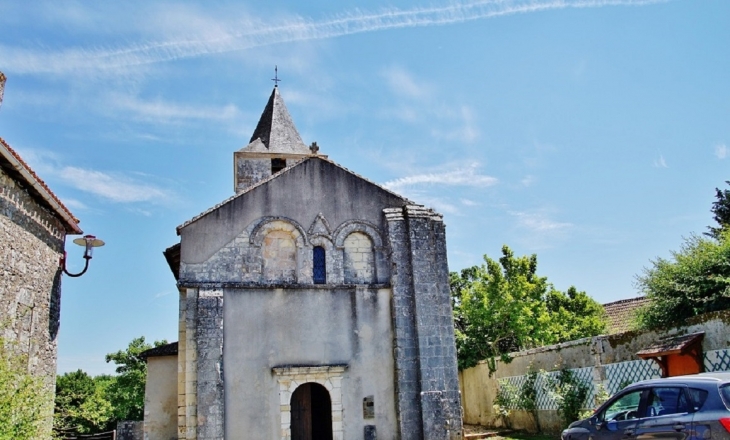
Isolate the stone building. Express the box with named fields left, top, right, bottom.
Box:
left=148, top=86, right=462, bottom=440
left=0, top=136, right=83, bottom=433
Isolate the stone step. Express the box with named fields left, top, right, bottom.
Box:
left=464, top=432, right=498, bottom=439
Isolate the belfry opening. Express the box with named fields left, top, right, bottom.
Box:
left=290, top=383, right=333, bottom=440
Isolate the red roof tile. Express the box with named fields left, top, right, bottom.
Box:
left=0, top=136, right=82, bottom=234
left=603, top=297, right=650, bottom=334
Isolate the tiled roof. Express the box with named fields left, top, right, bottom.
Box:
left=0, top=136, right=82, bottom=234
left=139, top=341, right=178, bottom=360
left=603, top=296, right=650, bottom=334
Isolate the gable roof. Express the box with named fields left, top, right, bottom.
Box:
left=177, top=155, right=412, bottom=234
left=139, top=341, right=178, bottom=360
left=241, top=86, right=309, bottom=155
left=0, top=136, right=82, bottom=234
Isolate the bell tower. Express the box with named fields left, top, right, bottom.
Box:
left=234, top=86, right=322, bottom=193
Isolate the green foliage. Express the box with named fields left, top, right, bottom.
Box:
left=493, top=381, right=518, bottom=427
left=54, top=370, right=115, bottom=435
left=104, top=336, right=166, bottom=422
left=0, top=337, right=49, bottom=440
left=635, top=231, right=730, bottom=329
left=53, top=336, right=167, bottom=436
left=451, top=246, right=607, bottom=371
left=545, top=369, right=590, bottom=429
left=707, top=181, right=730, bottom=238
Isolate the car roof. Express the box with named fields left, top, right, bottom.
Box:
left=629, top=372, right=730, bottom=388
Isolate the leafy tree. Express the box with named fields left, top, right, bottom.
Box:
left=635, top=231, right=730, bottom=329
left=451, top=245, right=606, bottom=371
left=0, top=336, right=49, bottom=440
left=105, top=336, right=166, bottom=421
left=707, top=181, right=730, bottom=238
left=545, top=286, right=607, bottom=342
left=54, top=370, right=114, bottom=435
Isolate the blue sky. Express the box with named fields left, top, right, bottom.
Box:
left=0, top=0, right=728, bottom=375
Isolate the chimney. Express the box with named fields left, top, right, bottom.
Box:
left=0, top=71, right=5, bottom=109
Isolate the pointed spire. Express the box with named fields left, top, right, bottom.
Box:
left=248, top=87, right=308, bottom=154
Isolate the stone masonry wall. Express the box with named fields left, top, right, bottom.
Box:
left=0, top=165, right=67, bottom=436
left=235, top=157, right=270, bottom=193
left=385, top=205, right=463, bottom=440
left=180, top=215, right=389, bottom=285
left=343, top=232, right=375, bottom=284
left=194, top=288, right=224, bottom=440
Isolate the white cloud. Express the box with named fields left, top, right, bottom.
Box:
left=381, top=66, right=432, bottom=99
left=0, top=0, right=669, bottom=77
left=521, top=175, right=536, bottom=187
left=61, top=198, right=88, bottom=211
left=653, top=154, right=668, bottom=168
left=112, top=94, right=243, bottom=124
left=384, top=162, right=497, bottom=192
left=59, top=166, right=171, bottom=204
left=510, top=210, right=573, bottom=232
left=430, top=105, right=480, bottom=143
left=715, top=143, right=727, bottom=160
left=460, top=198, right=479, bottom=206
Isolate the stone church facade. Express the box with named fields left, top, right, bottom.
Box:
left=151, top=86, right=462, bottom=440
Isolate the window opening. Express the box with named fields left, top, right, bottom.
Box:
left=272, top=158, right=286, bottom=174
left=313, top=246, right=326, bottom=284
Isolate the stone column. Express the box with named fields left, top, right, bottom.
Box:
left=184, top=288, right=198, bottom=440
left=195, top=288, right=225, bottom=440
left=385, top=207, right=423, bottom=439
left=385, top=205, right=463, bottom=440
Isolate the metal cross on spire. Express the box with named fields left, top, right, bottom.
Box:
left=272, top=66, right=281, bottom=87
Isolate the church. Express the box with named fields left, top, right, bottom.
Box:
left=144, top=84, right=463, bottom=440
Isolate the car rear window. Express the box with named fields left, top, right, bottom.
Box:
left=688, top=388, right=709, bottom=410
left=720, top=385, right=730, bottom=409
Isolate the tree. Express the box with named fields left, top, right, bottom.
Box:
left=707, top=181, right=730, bottom=238
left=104, top=336, right=166, bottom=421
left=635, top=231, right=730, bottom=329
left=451, top=245, right=607, bottom=371
left=54, top=370, right=115, bottom=435
left=0, top=337, right=49, bottom=440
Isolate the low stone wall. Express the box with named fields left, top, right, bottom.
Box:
left=459, top=309, right=730, bottom=433
left=117, top=421, right=143, bottom=440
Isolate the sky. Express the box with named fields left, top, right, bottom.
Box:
left=0, top=0, right=728, bottom=375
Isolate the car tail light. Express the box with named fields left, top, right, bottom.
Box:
left=720, top=418, right=730, bottom=432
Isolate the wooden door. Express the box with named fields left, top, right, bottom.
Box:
left=291, top=383, right=332, bottom=440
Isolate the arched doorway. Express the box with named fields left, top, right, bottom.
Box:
left=290, top=382, right=333, bottom=440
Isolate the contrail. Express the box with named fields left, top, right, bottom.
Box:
left=1, top=0, right=669, bottom=75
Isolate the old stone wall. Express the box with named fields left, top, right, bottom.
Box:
left=118, top=421, right=144, bottom=440
left=220, top=286, right=398, bottom=440
left=180, top=215, right=388, bottom=286
left=0, top=165, right=66, bottom=435
left=386, top=205, right=463, bottom=440
left=459, top=309, right=730, bottom=432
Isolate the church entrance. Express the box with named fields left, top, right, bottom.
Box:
left=290, top=383, right=333, bottom=440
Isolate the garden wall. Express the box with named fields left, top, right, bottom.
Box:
left=459, top=309, right=730, bottom=433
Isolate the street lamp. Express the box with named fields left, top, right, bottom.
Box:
left=61, top=234, right=105, bottom=277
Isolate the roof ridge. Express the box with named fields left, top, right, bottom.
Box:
left=176, top=155, right=414, bottom=234
left=177, top=156, right=312, bottom=233
left=0, top=136, right=81, bottom=234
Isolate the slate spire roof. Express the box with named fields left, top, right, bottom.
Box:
left=245, top=86, right=309, bottom=154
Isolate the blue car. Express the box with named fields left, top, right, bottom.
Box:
left=561, top=372, right=730, bottom=440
